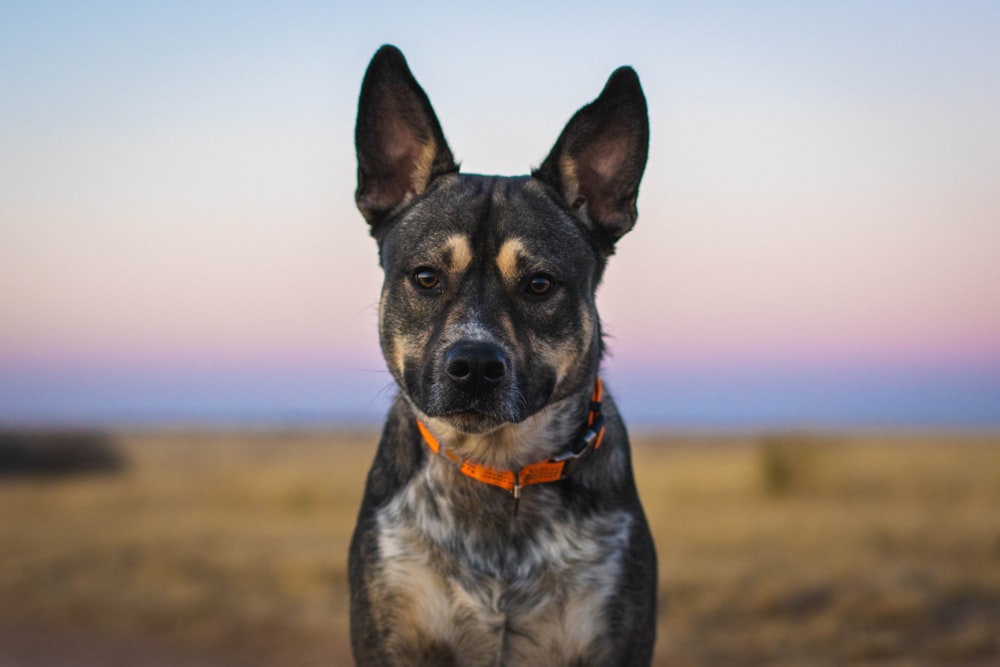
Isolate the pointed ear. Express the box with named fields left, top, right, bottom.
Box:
left=355, top=45, right=458, bottom=231
left=533, top=67, right=649, bottom=249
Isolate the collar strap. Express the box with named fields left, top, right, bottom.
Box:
left=416, top=378, right=605, bottom=497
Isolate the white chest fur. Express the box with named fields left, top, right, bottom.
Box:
left=373, top=462, right=633, bottom=666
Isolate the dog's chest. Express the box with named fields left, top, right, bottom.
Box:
left=373, top=466, right=632, bottom=665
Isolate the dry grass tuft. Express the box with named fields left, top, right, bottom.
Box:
left=756, top=433, right=829, bottom=497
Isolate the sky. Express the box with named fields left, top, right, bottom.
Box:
left=1, top=1, right=999, bottom=428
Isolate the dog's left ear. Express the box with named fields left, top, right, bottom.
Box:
left=355, top=45, right=458, bottom=232
left=533, top=67, right=649, bottom=250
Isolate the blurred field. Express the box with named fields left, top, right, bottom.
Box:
left=1, top=430, right=999, bottom=666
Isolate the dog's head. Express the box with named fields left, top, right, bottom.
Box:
left=355, top=45, right=648, bottom=439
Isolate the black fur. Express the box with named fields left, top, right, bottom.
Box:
left=349, top=45, right=657, bottom=666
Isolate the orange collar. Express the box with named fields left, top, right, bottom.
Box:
left=416, top=378, right=605, bottom=511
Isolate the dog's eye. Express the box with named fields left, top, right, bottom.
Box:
left=526, top=274, right=554, bottom=296
left=412, top=268, right=440, bottom=290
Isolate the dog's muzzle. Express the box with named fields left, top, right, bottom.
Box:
left=421, top=339, right=525, bottom=431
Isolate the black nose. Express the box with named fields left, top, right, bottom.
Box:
left=444, top=342, right=507, bottom=395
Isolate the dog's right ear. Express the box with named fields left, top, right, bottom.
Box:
left=355, top=45, right=457, bottom=234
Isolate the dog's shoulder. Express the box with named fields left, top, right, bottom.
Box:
left=355, top=396, right=427, bottom=510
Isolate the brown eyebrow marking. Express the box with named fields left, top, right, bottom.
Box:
left=444, top=234, right=473, bottom=274
left=496, top=237, right=528, bottom=282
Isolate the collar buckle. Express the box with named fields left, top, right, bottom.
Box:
left=551, top=441, right=588, bottom=463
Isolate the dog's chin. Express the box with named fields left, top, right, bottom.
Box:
left=438, top=410, right=509, bottom=435
left=413, top=388, right=528, bottom=435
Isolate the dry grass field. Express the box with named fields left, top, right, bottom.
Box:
left=1, top=430, right=999, bottom=666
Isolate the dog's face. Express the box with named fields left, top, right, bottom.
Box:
left=355, top=46, right=648, bottom=436
left=376, top=175, right=602, bottom=434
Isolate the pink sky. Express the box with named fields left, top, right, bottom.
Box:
left=1, top=2, right=998, bottom=425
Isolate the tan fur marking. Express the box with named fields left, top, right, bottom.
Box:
left=410, top=140, right=437, bottom=196
left=536, top=338, right=577, bottom=392
left=393, top=343, right=406, bottom=382
left=389, top=330, right=430, bottom=384
left=558, top=153, right=581, bottom=204
left=496, top=237, right=526, bottom=283
left=444, top=234, right=473, bottom=274
left=578, top=310, right=595, bottom=378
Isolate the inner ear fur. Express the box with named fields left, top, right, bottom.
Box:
left=533, top=67, right=649, bottom=248
left=355, top=45, right=457, bottom=230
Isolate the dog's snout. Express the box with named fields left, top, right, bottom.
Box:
left=445, top=342, right=507, bottom=395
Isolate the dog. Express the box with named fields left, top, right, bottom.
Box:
left=348, top=45, right=657, bottom=666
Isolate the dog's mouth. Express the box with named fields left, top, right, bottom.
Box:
left=403, top=377, right=523, bottom=434
left=437, top=408, right=510, bottom=435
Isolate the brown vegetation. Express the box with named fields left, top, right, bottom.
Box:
left=1, top=430, right=998, bottom=665
left=0, top=431, right=124, bottom=478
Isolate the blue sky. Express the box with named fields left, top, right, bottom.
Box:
left=2, top=1, right=999, bottom=427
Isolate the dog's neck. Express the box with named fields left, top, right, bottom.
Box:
left=411, top=383, right=595, bottom=471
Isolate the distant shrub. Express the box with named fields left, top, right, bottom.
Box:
left=758, top=434, right=824, bottom=497
left=0, top=431, right=125, bottom=478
